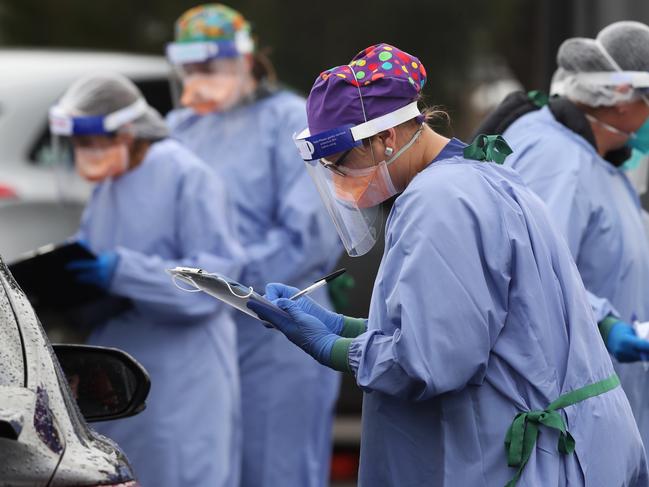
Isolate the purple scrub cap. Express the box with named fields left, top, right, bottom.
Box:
left=306, top=43, right=427, bottom=135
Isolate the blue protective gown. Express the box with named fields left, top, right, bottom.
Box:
left=168, top=90, right=343, bottom=487
left=504, top=106, right=649, bottom=448
left=347, top=138, right=647, bottom=486
left=78, top=139, right=244, bottom=487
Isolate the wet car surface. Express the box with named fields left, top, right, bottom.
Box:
left=0, top=258, right=141, bottom=487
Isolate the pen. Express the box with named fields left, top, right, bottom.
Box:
left=289, top=268, right=346, bottom=300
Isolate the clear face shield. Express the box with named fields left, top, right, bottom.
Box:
left=562, top=71, right=649, bottom=168
left=48, top=99, right=147, bottom=182
left=166, top=35, right=254, bottom=115
left=294, top=101, right=422, bottom=256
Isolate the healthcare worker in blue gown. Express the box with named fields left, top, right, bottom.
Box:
left=165, top=5, right=342, bottom=487
left=51, top=73, right=245, bottom=487
left=493, top=21, right=649, bottom=448
left=248, top=43, right=649, bottom=487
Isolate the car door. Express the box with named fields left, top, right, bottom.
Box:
left=0, top=261, right=63, bottom=486
left=0, top=260, right=138, bottom=486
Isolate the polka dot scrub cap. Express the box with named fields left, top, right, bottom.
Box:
left=306, top=43, right=427, bottom=135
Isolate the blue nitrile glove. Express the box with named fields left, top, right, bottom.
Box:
left=248, top=297, right=352, bottom=371
left=76, top=238, right=90, bottom=250
left=66, top=252, right=119, bottom=290
left=264, top=283, right=344, bottom=335
left=605, top=321, right=649, bottom=363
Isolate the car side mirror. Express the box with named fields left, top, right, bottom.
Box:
left=53, top=344, right=150, bottom=422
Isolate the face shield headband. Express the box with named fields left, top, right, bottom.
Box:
left=561, top=71, right=649, bottom=94
left=166, top=31, right=254, bottom=65
left=293, top=100, right=421, bottom=162
left=556, top=40, right=649, bottom=99
left=49, top=98, right=148, bottom=136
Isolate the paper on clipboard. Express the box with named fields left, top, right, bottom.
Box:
left=166, top=267, right=291, bottom=326
left=633, top=320, right=649, bottom=371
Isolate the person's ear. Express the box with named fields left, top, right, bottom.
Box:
left=377, top=128, right=398, bottom=155
left=116, top=130, right=135, bottom=147
left=615, top=97, right=648, bottom=117
left=613, top=85, right=635, bottom=115
left=614, top=84, right=632, bottom=95
left=240, top=53, right=255, bottom=78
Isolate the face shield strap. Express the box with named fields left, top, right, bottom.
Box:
left=49, top=98, right=148, bottom=136
left=294, top=101, right=421, bottom=161
left=594, top=39, right=623, bottom=71
left=166, top=32, right=254, bottom=65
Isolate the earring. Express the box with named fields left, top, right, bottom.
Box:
left=384, top=147, right=394, bottom=157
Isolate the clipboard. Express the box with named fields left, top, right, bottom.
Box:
left=8, top=241, right=106, bottom=308
left=8, top=241, right=132, bottom=326
left=167, top=267, right=291, bottom=326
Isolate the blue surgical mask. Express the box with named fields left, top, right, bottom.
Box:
left=622, top=148, right=645, bottom=171
left=627, top=95, right=649, bottom=154
left=622, top=148, right=649, bottom=196
left=628, top=116, right=649, bottom=154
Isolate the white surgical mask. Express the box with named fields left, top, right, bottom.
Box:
left=75, top=144, right=129, bottom=182
left=333, top=126, right=423, bottom=208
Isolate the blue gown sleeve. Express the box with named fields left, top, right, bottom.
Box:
left=588, top=292, right=618, bottom=323
left=109, top=165, right=246, bottom=320
left=240, top=102, right=342, bottom=288
left=347, top=173, right=510, bottom=401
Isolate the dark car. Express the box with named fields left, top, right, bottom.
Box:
left=0, top=259, right=150, bottom=486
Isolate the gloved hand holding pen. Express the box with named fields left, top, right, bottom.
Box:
left=248, top=291, right=343, bottom=368
left=263, top=283, right=367, bottom=338
left=248, top=282, right=367, bottom=371
left=264, top=283, right=345, bottom=334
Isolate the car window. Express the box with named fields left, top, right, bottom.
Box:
left=0, top=267, right=25, bottom=386
left=29, top=77, right=173, bottom=167
left=137, top=78, right=174, bottom=117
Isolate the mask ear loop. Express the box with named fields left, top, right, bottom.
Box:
left=173, top=273, right=254, bottom=298
left=584, top=112, right=634, bottom=138
left=173, top=275, right=202, bottom=292
left=216, top=276, right=254, bottom=299
left=384, top=124, right=424, bottom=166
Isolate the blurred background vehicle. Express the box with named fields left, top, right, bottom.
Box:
left=0, top=50, right=172, bottom=262
left=0, top=258, right=150, bottom=486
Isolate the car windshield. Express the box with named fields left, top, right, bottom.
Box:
left=0, top=269, right=25, bottom=386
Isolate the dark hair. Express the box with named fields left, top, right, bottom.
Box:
left=251, top=47, right=277, bottom=83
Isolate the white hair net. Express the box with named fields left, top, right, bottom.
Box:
left=57, top=72, right=169, bottom=140
left=555, top=21, right=649, bottom=107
